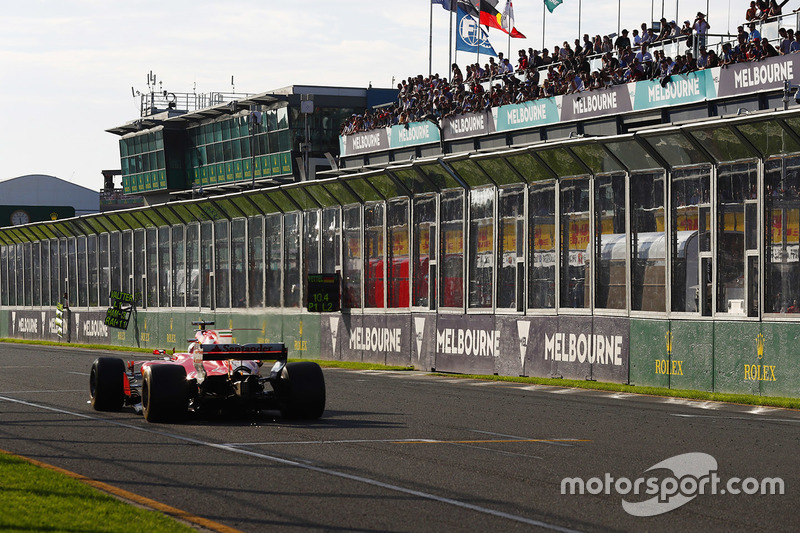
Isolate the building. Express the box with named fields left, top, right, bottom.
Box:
left=0, top=174, right=100, bottom=226
left=2, top=16, right=800, bottom=398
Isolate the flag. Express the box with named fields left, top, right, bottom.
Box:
left=460, top=0, right=525, bottom=38
left=456, top=5, right=497, bottom=56
left=432, top=0, right=457, bottom=11
left=501, top=0, right=515, bottom=33
left=544, top=0, right=564, bottom=13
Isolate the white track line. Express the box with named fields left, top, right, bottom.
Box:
left=0, top=394, right=582, bottom=533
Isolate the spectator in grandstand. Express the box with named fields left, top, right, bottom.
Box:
left=632, top=28, right=642, bottom=46
left=693, top=12, right=710, bottom=48
left=681, top=21, right=693, bottom=46
left=792, top=31, right=800, bottom=52
left=748, top=22, right=761, bottom=42
left=614, top=29, right=631, bottom=54
left=759, top=37, right=780, bottom=58
left=746, top=1, right=759, bottom=20
left=779, top=27, right=793, bottom=54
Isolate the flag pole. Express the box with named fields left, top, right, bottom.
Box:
left=449, top=3, right=454, bottom=79
left=429, top=0, right=433, bottom=77
left=618, top=0, right=621, bottom=37
left=578, top=0, right=582, bottom=42
left=542, top=2, right=546, bottom=50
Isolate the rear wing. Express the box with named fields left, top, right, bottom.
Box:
left=198, top=343, right=288, bottom=362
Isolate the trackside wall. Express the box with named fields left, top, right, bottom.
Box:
left=3, top=308, right=798, bottom=398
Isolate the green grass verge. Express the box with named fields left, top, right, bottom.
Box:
left=0, top=452, right=194, bottom=533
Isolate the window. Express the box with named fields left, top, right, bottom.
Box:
left=88, top=235, right=98, bottom=307
left=630, top=171, right=666, bottom=312
left=440, top=190, right=464, bottom=308
left=146, top=229, right=158, bottom=307
left=98, top=234, right=109, bottom=307
left=215, top=220, right=230, bottom=308
left=364, top=203, right=385, bottom=308
left=32, top=242, right=41, bottom=307
left=528, top=180, right=556, bottom=309
left=560, top=177, right=590, bottom=309
left=717, top=161, right=758, bottom=316
left=387, top=199, right=410, bottom=308
left=186, top=224, right=200, bottom=308
left=248, top=216, right=264, bottom=307
left=200, top=222, right=213, bottom=308
left=172, top=226, right=185, bottom=307
left=76, top=237, right=87, bottom=307
left=342, top=205, right=362, bottom=308
left=766, top=155, right=800, bottom=313
left=671, top=167, right=710, bottom=313
left=594, top=174, right=626, bottom=310
left=67, top=239, right=76, bottom=308
left=412, top=196, right=436, bottom=308
left=158, top=227, right=171, bottom=307
left=469, top=187, right=494, bottom=309
left=41, top=240, right=50, bottom=306
left=497, top=187, right=524, bottom=310
left=321, top=207, right=340, bottom=274
left=284, top=213, right=301, bottom=308
left=231, top=218, right=247, bottom=308
left=265, top=214, right=283, bottom=307
left=303, top=211, right=321, bottom=308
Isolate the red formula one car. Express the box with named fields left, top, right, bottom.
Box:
left=89, top=321, right=325, bottom=422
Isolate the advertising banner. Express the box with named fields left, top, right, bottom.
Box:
left=390, top=121, right=440, bottom=148
left=433, top=314, right=498, bottom=375
left=340, top=128, right=390, bottom=157
left=442, top=110, right=495, bottom=140
left=717, top=54, right=799, bottom=98
left=493, top=98, right=560, bottom=132
left=560, top=84, right=633, bottom=121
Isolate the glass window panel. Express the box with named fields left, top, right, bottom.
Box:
left=284, top=188, right=318, bottom=211
left=369, top=173, right=407, bottom=199
left=231, top=218, right=247, bottom=308
left=528, top=180, right=556, bottom=309
left=594, top=174, right=627, bottom=310
left=214, top=220, right=230, bottom=308
left=9, top=244, right=17, bottom=306
left=630, top=171, right=666, bottom=312
left=248, top=217, right=264, bottom=307
left=171, top=226, right=185, bottom=307
left=158, top=226, right=170, bottom=307
left=418, top=162, right=461, bottom=190
left=738, top=120, right=800, bottom=157
left=212, top=198, right=245, bottom=219
left=32, top=241, right=41, bottom=306
left=468, top=187, right=494, bottom=309
left=364, top=203, right=385, bottom=308
left=145, top=228, right=157, bottom=307
left=183, top=225, right=198, bottom=307
left=537, top=148, right=585, bottom=177
left=688, top=127, right=756, bottom=162
left=764, top=155, right=800, bottom=313
left=284, top=212, right=301, bottom=308
left=303, top=211, right=321, bottom=308
left=387, top=199, right=410, bottom=308
left=322, top=208, right=340, bottom=274
left=265, top=214, right=283, bottom=307
left=51, top=239, right=60, bottom=305
left=671, top=167, right=711, bottom=313
left=413, top=196, right=436, bottom=308
left=342, top=205, right=362, bottom=308
left=560, top=177, right=590, bottom=309
left=246, top=192, right=280, bottom=214
left=497, top=187, right=524, bottom=310
left=323, top=181, right=359, bottom=205
left=717, top=161, right=758, bottom=315
left=474, top=157, right=524, bottom=186
left=87, top=235, right=98, bottom=307
left=266, top=190, right=296, bottom=212
left=448, top=159, right=493, bottom=187
left=41, top=240, right=50, bottom=306
left=345, top=177, right=383, bottom=202
left=305, top=184, right=340, bottom=207
left=200, top=222, right=213, bottom=308
left=643, top=133, right=710, bottom=167
left=570, top=144, right=624, bottom=174
left=507, top=152, right=552, bottom=182
left=604, top=140, right=660, bottom=171
left=77, top=237, right=87, bottom=307
left=229, top=197, right=260, bottom=218
left=440, top=189, right=464, bottom=308
left=389, top=167, right=437, bottom=194
left=1, top=245, right=7, bottom=306
left=123, top=231, right=134, bottom=295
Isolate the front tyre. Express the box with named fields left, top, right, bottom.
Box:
left=279, top=362, right=326, bottom=420
left=142, top=364, right=188, bottom=422
left=90, top=357, right=126, bottom=411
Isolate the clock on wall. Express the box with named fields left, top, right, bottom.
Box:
left=10, top=209, right=30, bottom=225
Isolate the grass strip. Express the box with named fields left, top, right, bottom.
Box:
left=0, top=450, right=196, bottom=533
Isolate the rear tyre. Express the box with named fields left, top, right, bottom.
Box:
left=142, top=364, right=188, bottom=422
left=279, top=362, right=326, bottom=420
left=90, top=357, right=126, bottom=411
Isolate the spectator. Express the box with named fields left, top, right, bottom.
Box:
left=779, top=27, right=792, bottom=54
left=792, top=31, right=800, bottom=52
left=746, top=1, right=759, bottom=20
left=693, top=12, right=710, bottom=49
left=759, top=37, right=780, bottom=58
left=748, top=22, right=761, bottom=42
left=615, top=29, right=631, bottom=53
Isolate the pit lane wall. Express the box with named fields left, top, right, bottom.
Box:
left=3, top=308, right=799, bottom=397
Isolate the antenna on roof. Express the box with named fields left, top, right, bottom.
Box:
left=231, top=75, right=235, bottom=93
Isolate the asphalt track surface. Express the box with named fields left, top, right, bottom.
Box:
left=0, top=343, right=798, bottom=532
